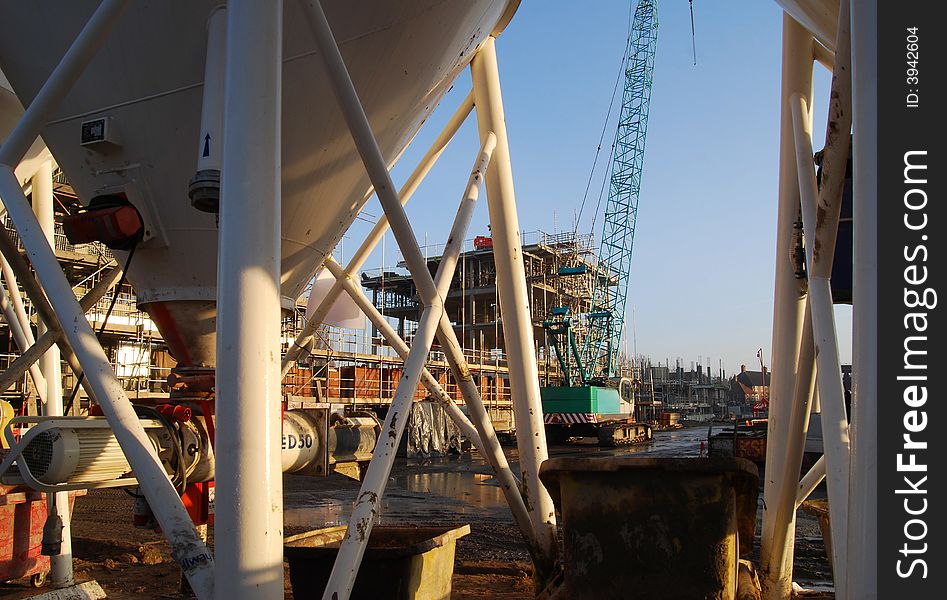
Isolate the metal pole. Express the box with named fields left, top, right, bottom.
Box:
left=796, top=454, right=826, bottom=508
left=792, top=93, right=850, bottom=592
left=764, top=2, right=852, bottom=587
left=299, top=0, right=553, bottom=579
left=846, top=0, right=877, bottom=595
left=189, top=5, right=227, bottom=213
left=214, top=1, right=284, bottom=598
left=0, top=262, right=48, bottom=401
left=471, top=36, right=558, bottom=567
left=322, top=139, right=543, bottom=559
left=764, top=309, right=816, bottom=583
left=0, top=264, right=122, bottom=396
left=760, top=14, right=813, bottom=600
left=33, top=160, right=72, bottom=587
left=0, top=173, right=218, bottom=595
left=281, top=92, right=474, bottom=375
left=325, top=256, right=483, bottom=447
left=321, top=147, right=483, bottom=600
left=0, top=228, right=96, bottom=403
left=0, top=0, right=214, bottom=593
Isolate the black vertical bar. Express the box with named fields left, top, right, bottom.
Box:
left=878, top=1, right=943, bottom=595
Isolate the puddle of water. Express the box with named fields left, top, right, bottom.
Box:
left=283, top=426, right=727, bottom=531
left=284, top=460, right=509, bottom=530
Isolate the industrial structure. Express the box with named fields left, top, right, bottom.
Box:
left=0, top=1, right=878, bottom=599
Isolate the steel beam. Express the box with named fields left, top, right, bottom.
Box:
left=471, top=36, right=559, bottom=572
left=760, top=14, right=814, bottom=600
left=213, top=1, right=285, bottom=598
left=281, top=91, right=474, bottom=375
left=0, top=0, right=214, bottom=595
left=319, top=135, right=483, bottom=600
left=846, top=0, right=878, bottom=595
left=792, top=93, right=850, bottom=593
left=0, top=264, right=122, bottom=396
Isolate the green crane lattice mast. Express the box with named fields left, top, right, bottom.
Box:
left=582, top=0, right=659, bottom=382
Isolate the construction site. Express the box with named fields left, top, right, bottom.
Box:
left=0, top=1, right=876, bottom=599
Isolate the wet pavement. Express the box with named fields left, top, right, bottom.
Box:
left=283, top=425, right=723, bottom=531
left=282, top=424, right=832, bottom=591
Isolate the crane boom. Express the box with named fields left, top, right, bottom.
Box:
left=582, top=0, right=658, bottom=382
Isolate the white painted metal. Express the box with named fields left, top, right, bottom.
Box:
left=323, top=256, right=482, bottom=447
left=765, top=309, right=815, bottom=582
left=0, top=228, right=98, bottom=405
left=316, top=120, right=485, bottom=600
left=764, top=1, right=853, bottom=590
left=796, top=455, right=826, bottom=508
left=214, top=1, right=284, bottom=598
left=0, top=259, right=48, bottom=401
left=0, top=78, right=53, bottom=187
left=0, top=0, right=214, bottom=594
left=846, top=0, right=877, bottom=595
left=320, top=134, right=544, bottom=559
left=195, top=6, right=226, bottom=175
left=0, top=0, right=129, bottom=167
left=0, top=1, right=515, bottom=366
left=281, top=92, right=474, bottom=375
left=34, top=159, right=73, bottom=588
left=0, top=264, right=121, bottom=397
left=772, top=0, right=839, bottom=52
left=760, top=14, right=813, bottom=600
left=791, top=93, right=850, bottom=594
left=471, top=36, right=558, bottom=566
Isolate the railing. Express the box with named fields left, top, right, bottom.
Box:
left=3, top=215, right=115, bottom=263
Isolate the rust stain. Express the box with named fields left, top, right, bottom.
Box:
left=388, top=412, right=398, bottom=440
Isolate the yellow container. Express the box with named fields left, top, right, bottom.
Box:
left=285, top=524, right=470, bottom=599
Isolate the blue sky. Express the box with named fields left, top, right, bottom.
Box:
left=342, top=0, right=851, bottom=376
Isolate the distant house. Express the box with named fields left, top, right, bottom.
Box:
left=729, top=364, right=770, bottom=405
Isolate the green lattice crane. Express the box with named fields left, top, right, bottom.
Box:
left=541, top=0, right=658, bottom=445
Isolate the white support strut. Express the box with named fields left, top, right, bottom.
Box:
left=320, top=131, right=489, bottom=600
left=760, top=14, right=814, bottom=600
left=846, top=0, right=878, bottom=596
left=470, top=36, right=559, bottom=571
left=791, top=93, right=850, bottom=594
left=0, top=0, right=215, bottom=596
left=214, top=1, right=285, bottom=598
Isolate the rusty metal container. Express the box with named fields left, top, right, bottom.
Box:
left=1, top=487, right=82, bottom=587
left=539, top=457, right=759, bottom=600
left=285, top=524, right=470, bottom=599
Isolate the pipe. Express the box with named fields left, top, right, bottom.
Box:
left=791, top=93, right=850, bottom=595
left=281, top=91, right=475, bottom=376
left=320, top=136, right=481, bottom=600
left=0, top=228, right=96, bottom=404
left=772, top=0, right=839, bottom=53
left=188, top=5, right=227, bottom=213
left=0, top=169, right=216, bottom=596
left=33, top=160, right=72, bottom=587
left=760, top=15, right=813, bottom=600
left=214, top=1, right=284, bottom=598
left=846, top=0, right=877, bottom=596
left=471, top=36, right=558, bottom=572
left=0, top=264, right=122, bottom=397
left=796, top=454, right=826, bottom=508
left=765, top=307, right=816, bottom=582
left=321, top=138, right=541, bottom=557
left=322, top=259, right=483, bottom=447
left=0, top=0, right=214, bottom=591
left=0, top=262, right=48, bottom=402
